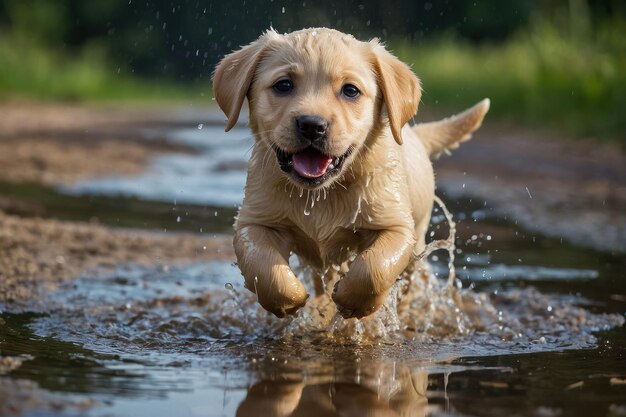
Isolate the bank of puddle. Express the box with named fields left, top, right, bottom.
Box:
left=1, top=124, right=625, bottom=416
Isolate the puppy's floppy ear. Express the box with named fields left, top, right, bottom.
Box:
left=371, top=42, right=422, bottom=145
left=212, top=31, right=276, bottom=131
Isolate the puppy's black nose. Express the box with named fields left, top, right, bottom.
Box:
left=296, top=115, right=328, bottom=142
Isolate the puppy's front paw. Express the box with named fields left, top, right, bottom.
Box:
left=331, top=278, right=386, bottom=319
left=257, top=283, right=309, bottom=318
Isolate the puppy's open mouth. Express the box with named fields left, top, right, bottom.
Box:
left=274, top=146, right=353, bottom=187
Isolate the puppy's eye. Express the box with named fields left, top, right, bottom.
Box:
left=341, top=84, right=360, bottom=99
left=273, top=79, right=294, bottom=94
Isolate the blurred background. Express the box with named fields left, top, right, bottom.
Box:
left=0, top=0, right=624, bottom=140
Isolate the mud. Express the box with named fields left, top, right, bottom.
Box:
left=0, top=135, right=192, bottom=186
left=0, top=210, right=233, bottom=310
left=0, top=102, right=205, bottom=186
left=0, top=101, right=213, bottom=138
left=434, top=123, right=626, bottom=252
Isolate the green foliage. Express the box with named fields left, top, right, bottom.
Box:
left=395, top=19, right=626, bottom=140
left=3, top=0, right=69, bottom=45
left=0, top=0, right=623, bottom=139
left=0, top=0, right=535, bottom=79
left=0, top=32, right=203, bottom=102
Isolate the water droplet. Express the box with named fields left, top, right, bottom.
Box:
left=350, top=196, right=363, bottom=224
left=304, top=191, right=311, bottom=215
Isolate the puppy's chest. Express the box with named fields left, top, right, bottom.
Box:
left=288, top=221, right=377, bottom=268
left=287, top=204, right=380, bottom=266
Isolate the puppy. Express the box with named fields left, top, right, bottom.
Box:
left=213, top=28, right=489, bottom=319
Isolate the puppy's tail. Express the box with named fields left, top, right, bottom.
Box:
left=412, top=98, right=490, bottom=158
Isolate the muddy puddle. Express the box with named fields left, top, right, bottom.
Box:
left=1, top=125, right=625, bottom=416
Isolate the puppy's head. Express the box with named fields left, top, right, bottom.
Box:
left=213, top=28, right=421, bottom=189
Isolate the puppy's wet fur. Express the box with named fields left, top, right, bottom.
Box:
left=213, top=28, right=489, bottom=318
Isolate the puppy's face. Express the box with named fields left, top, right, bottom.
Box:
left=213, top=28, right=421, bottom=189
left=249, top=31, right=379, bottom=188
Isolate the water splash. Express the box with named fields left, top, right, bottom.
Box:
left=304, top=190, right=311, bottom=216
left=415, top=195, right=457, bottom=286
left=350, top=195, right=363, bottom=226
left=27, top=200, right=624, bottom=357
left=31, top=256, right=623, bottom=360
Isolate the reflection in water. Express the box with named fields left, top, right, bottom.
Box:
left=236, top=362, right=429, bottom=417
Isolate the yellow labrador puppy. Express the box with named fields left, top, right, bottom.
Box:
left=213, top=28, right=489, bottom=319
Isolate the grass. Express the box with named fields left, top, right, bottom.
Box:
left=0, top=33, right=205, bottom=103
left=1, top=21, right=624, bottom=140
left=393, top=20, right=626, bottom=142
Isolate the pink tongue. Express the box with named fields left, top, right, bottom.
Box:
left=292, top=149, right=333, bottom=179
